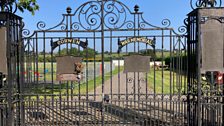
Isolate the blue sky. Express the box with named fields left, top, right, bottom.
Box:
left=18, top=0, right=193, bottom=33
left=18, top=0, right=208, bottom=52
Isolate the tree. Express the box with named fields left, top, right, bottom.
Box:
left=58, top=47, right=97, bottom=58
left=0, top=0, right=39, bottom=15
left=140, top=49, right=155, bottom=57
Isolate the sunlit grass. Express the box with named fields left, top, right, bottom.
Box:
left=148, top=69, right=187, bottom=94
left=29, top=67, right=123, bottom=97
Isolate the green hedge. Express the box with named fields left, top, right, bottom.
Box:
left=165, top=55, right=187, bottom=74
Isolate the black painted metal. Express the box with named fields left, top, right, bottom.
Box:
left=187, top=3, right=224, bottom=125
left=0, top=2, right=24, bottom=125
left=190, top=0, right=222, bottom=9
left=2, top=0, right=224, bottom=126
left=20, top=1, right=188, bottom=125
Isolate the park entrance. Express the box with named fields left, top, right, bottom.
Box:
left=4, top=0, right=224, bottom=126
left=20, top=1, right=188, bottom=125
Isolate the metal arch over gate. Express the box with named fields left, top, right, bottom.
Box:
left=23, top=0, right=188, bottom=125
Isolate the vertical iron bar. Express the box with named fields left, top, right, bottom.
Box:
left=86, top=38, right=89, bottom=100
left=178, top=36, right=181, bottom=126
left=133, top=8, right=137, bottom=125
left=161, top=30, right=164, bottom=126
left=169, top=30, right=173, bottom=125
left=118, top=44, right=121, bottom=102
left=86, top=38, right=89, bottom=124
left=187, top=16, right=191, bottom=126
left=33, top=38, right=36, bottom=88
left=125, top=37, right=129, bottom=125
left=137, top=12, right=140, bottom=125
left=43, top=32, right=46, bottom=84
left=110, top=31, right=113, bottom=102
left=153, top=36, right=156, bottom=125
left=65, top=13, right=69, bottom=103
left=6, top=13, right=13, bottom=126
left=93, top=32, right=96, bottom=101
left=35, top=34, right=39, bottom=87
left=145, top=39, right=148, bottom=125
left=101, top=1, right=105, bottom=125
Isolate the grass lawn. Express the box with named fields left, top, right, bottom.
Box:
left=25, top=61, right=186, bottom=98
left=148, top=69, right=187, bottom=94
left=30, top=66, right=123, bottom=96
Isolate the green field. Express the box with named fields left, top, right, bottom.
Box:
left=30, top=66, right=123, bottom=95
left=95, top=51, right=170, bottom=60
left=37, top=51, right=170, bottom=62
left=25, top=60, right=186, bottom=96
left=148, top=70, right=187, bottom=94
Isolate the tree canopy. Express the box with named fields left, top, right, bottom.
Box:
left=59, top=47, right=98, bottom=58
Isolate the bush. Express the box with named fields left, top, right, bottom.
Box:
left=165, top=57, right=171, bottom=66
left=165, top=55, right=187, bottom=74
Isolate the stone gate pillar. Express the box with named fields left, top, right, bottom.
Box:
left=188, top=7, right=224, bottom=126
left=0, top=27, right=7, bottom=75
left=0, top=4, right=24, bottom=126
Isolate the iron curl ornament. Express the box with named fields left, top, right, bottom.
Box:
left=71, top=0, right=136, bottom=30
left=22, top=29, right=31, bottom=38
left=190, top=0, right=222, bottom=9
left=22, top=0, right=188, bottom=35
left=23, top=0, right=181, bottom=32
left=0, top=0, right=17, bottom=13
left=36, top=20, right=67, bottom=31
left=161, top=19, right=171, bottom=28
left=172, top=18, right=188, bottom=35
left=127, top=77, right=134, bottom=83
left=78, top=1, right=101, bottom=30
left=37, top=21, right=46, bottom=30
left=103, top=1, right=128, bottom=29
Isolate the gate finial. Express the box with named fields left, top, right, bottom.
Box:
left=66, top=7, right=72, bottom=14
left=134, top=5, right=139, bottom=13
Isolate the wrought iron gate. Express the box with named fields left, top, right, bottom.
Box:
left=0, top=0, right=200, bottom=126
left=188, top=0, right=224, bottom=125
left=20, top=1, right=188, bottom=125
left=0, top=4, right=24, bottom=126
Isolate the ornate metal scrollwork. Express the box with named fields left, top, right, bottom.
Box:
left=104, top=1, right=126, bottom=29
left=22, top=29, right=31, bottom=38
left=71, top=0, right=136, bottom=30
left=0, top=1, right=17, bottom=13
left=139, top=15, right=172, bottom=29
left=37, top=21, right=46, bottom=30
left=22, top=0, right=183, bottom=33
left=172, top=18, right=188, bottom=35
left=161, top=19, right=171, bottom=28
left=21, top=22, right=32, bottom=38
left=77, top=1, right=101, bottom=30
left=127, top=77, right=134, bottom=83
left=36, top=20, right=67, bottom=31
left=70, top=0, right=175, bottom=31
left=190, top=0, right=222, bottom=9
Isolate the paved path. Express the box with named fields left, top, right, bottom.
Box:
left=91, top=72, right=151, bottom=101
